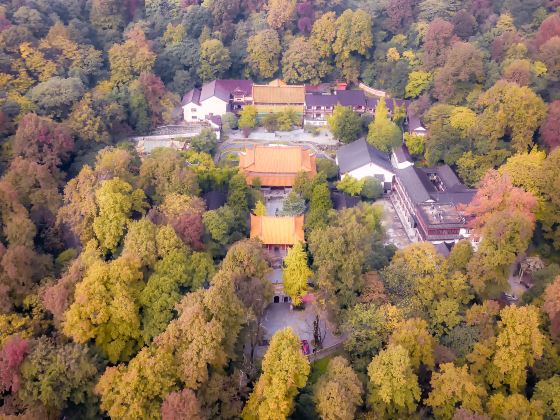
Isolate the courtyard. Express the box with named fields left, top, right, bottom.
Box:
left=254, top=301, right=345, bottom=359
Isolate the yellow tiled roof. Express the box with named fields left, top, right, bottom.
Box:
left=252, top=82, right=305, bottom=105
left=250, top=215, right=305, bottom=245
left=239, top=146, right=317, bottom=187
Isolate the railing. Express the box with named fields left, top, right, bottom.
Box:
left=308, top=341, right=345, bottom=362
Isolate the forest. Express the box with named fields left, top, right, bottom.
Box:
left=1, top=0, right=560, bottom=419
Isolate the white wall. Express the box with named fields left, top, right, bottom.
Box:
left=201, top=96, right=228, bottom=117
left=183, top=97, right=229, bottom=123
left=345, top=163, right=394, bottom=183
left=183, top=103, right=203, bottom=121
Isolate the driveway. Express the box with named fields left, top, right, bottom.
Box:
left=379, top=197, right=412, bottom=249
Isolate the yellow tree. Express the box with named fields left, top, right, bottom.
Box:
left=425, top=363, right=487, bottom=419
left=108, top=27, right=156, bottom=85
left=487, top=393, right=543, bottom=420
left=242, top=327, right=310, bottom=420
left=63, top=255, right=144, bottom=363
left=389, top=318, right=435, bottom=370
left=367, top=344, right=420, bottom=417
left=282, top=242, right=312, bottom=305
left=493, top=305, right=544, bottom=392
left=313, top=356, right=363, bottom=420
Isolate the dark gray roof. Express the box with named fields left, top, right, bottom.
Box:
left=337, top=139, right=394, bottom=174
left=434, top=242, right=451, bottom=257
left=305, top=93, right=338, bottom=107
left=335, top=90, right=366, bottom=107
left=182, top=88, right=201, bottom=105
left=395, top=166, right=432, bottom=203
left=396, top=165, right=476, bottom=205
left=200, top=79, right=253, bottom=102
left=392, top=144, right=412, bottom=164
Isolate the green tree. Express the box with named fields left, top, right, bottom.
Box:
left=476, top=80, right=547, bottom=153
left=405, top=70, right=432, bottom=98
left=253, top=200, right=266, bottom=216
left=283, top=242, right=311, bottom=305
left=190, top=128, right=219, bottom=155
left=139, top=148, right=200, bottom=204
left=198, top=39, right=231, bottom=82
left=336, top=175, right=365, bottom=196
left=361, top=177, right=384, bottom=200
left=425, top=363, right=487, bottom=419
left=239, top=105, right=257, bottom=133
left=242, top=328, right=310, bottom=420
left=246, top=29, right=281, bottom=79
left=333, top=9, right=373, bottom=81
left=368, top=100, right=403, bottom=152
left=281, top=191, right=306, bottom=216
left=282, top=37, right=329, bottom=84
left=19, top=338, right=100, bottom=415
left=367, top=344, right=420, bottom=417
left=305, top=181, right=333, bottom=232
left=327, top=105, right=362, bottom=143
left=313, top=356, right=363, bottom=420
left=108, top=28, right=156, bottom=85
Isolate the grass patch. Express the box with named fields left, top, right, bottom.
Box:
left=308, top=349, right=345, bottom=385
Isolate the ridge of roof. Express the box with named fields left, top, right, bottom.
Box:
left=337, top=139, right=393, bottom=174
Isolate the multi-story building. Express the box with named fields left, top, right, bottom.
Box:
left=392, top=165, right=476, bottom=244
left=181, top=79, right=253, bottom=123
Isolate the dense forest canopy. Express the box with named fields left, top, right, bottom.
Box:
left=1, top=0, right=560, bottom=419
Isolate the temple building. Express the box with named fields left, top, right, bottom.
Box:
left=238, top=145, right=316, bottom=188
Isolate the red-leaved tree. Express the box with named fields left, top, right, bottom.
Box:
left=0, top=335, right=29, bottom=394
left=161, top=389, right=203, bottom=420
left=541, top=100, right=560, bottom=150
left=535, top=13, right=560, bottom=48
left=171, top=213, right=205, bottom=251
left=13, top=114, right=74, bottom=171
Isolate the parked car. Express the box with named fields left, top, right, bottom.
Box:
left=301, top=339, right=310, bottom=355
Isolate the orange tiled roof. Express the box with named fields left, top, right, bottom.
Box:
left=250, top=215, right=305, bottom=245
left=239, top=146, right=316, bottom=187
left=252, top=82, right=305, bottom=105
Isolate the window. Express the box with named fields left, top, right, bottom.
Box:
left=191, top=116, right=197, bottom=119
left=191, top=108, right=196, bottom=112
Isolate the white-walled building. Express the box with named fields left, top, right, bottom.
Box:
left=182, top=80, right=252, bottom=123
left=336, top=139, right=395, bottom=192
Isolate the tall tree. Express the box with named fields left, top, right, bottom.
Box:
left=332, top=9, right=373, bottom=81
left=246, top=29, right=281, bottom=79
left=540, top=100, right=560, bottom=150
left=198, top=39, right=231, bottom=82
left=282, top=242, right=311, bottom=305
left=108, top=27, right=156, bottom=86
left=327, top=105, right=362, bottom=144
left=367, top=100, right=402, bottom=152
left=242, top=327, right=310, bottom=420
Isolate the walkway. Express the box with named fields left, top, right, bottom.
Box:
left=380, top=197, right=413, bottom=249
